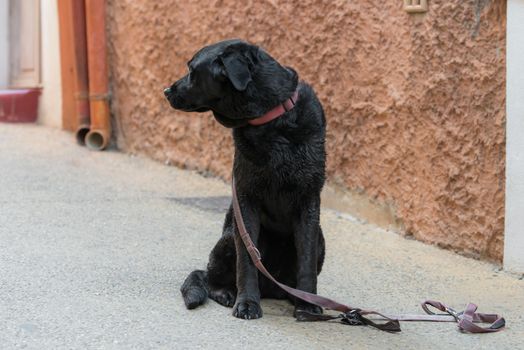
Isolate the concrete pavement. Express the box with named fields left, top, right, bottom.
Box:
left=0, top=123, right=522, bottom=349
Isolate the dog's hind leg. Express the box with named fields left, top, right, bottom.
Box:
left=181, top=232, right=237, bottom=310
left=207, top=208, right=237, bottom=308
left=180, top=270, right=209, bottom=309
left=209, top=288, right=236, bottom=307
left=180, top=207, right=237, bottom=310
left=207, top=234, right=237, bottom=307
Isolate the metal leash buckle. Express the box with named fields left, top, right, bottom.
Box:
left=444, top=306, right=463, bottom=322
left=341, top=309, right=364, bottom=326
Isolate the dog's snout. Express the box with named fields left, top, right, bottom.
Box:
left=164, top=87, right=172, bottom=96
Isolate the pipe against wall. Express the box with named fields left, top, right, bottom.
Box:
left=57, top=0, right=77, bottom=132
left=71, top=0, right=90, bottom=145
left=57, top=0, right=90, bottom=141
left=85, top=0, right=111, bottom=150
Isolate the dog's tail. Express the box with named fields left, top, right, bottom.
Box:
left=180, top=270, right=208, bottom=309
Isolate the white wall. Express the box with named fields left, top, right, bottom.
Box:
left=504, top=0, right=524, bottom=274
left=38, top=0, right=62, bottom=127
left=0, top=0, right=8, bottom=88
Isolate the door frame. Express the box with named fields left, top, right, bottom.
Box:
left=0, top=0, right=8, bottom=88
left=504, top=0, right=524, bottom=274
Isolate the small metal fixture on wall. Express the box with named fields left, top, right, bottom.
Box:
left=404, top=0, right=428, bottom=13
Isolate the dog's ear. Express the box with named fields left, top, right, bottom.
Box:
left=220, top=52, right=252, bottom=91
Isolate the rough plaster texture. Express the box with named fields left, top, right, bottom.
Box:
left=107, top=1, right=506, bottom=261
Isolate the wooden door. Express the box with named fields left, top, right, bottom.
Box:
left=9, top=0, right=41, bottom=88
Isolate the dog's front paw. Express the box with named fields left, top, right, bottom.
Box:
left=232, top=300, right=263, bottom=320
left=294, top=302, right=323, bottom=320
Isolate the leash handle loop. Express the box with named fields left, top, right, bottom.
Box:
left=422, top=300, right=505, bottom=333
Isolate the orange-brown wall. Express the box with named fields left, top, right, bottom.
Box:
left=107, top=1, right=506, bottom=261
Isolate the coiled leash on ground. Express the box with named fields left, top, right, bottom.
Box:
left=232, top=179, right=505, bottom=333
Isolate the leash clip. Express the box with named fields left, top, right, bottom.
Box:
left=341, top=309, right=364, bottom=326
left=444, top=306, right=463, bottom=322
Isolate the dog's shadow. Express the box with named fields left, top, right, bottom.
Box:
left=165, top=196, right=231, bottom=214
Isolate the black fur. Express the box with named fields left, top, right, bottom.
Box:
left=180, top=270, right=208, bottom=309
left=165, top=39, right=326, bottom=320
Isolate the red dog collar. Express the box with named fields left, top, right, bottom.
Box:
left=248, top=90, right=299, bottom=126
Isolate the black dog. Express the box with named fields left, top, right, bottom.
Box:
left=164, top=39, right=326, bottom=320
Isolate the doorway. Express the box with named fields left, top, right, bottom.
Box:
left=8, top=0, right=41, bottom=88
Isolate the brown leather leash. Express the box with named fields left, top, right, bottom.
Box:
left=231, top=179, right=505, bottom=333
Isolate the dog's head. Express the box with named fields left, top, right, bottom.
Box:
left=164, top=39, right=298, bottom=128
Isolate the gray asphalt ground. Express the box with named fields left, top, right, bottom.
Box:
left=0, top=123, right=523, bottom=350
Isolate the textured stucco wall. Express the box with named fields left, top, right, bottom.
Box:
left=107, top=0, right=506, bottom=261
